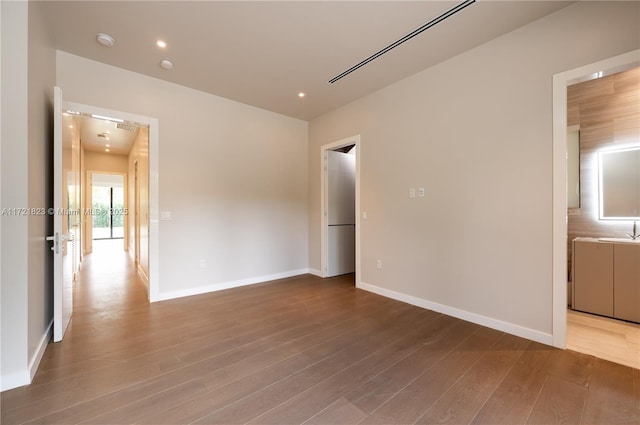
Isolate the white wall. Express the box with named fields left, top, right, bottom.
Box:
left=84, top=151, right=128, bottom=174
left=57, top=52, right=309, bottom=299
left=1, top=0, right=56, bottom=390
left=308, top=1, right=640, bottom=343
left=1, top=0, right=30, bottom=390
left=27, top=0, right=55, bottom=374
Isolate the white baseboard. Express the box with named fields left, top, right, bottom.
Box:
left=357, top=281, right=553, bottom=346
left=30, top=320, right=53, bottom=381
left=308, top=268, right=323, bottom=278
left=1, top=320, right=52, bottom=392
left=154, top=268, right=312, bottom=302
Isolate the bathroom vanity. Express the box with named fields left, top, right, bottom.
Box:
left=572, top=237, right=640, bottom=323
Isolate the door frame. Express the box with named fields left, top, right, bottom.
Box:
left=65, top=101, right=160, bottom=302
left=320, top=135, right=361, bottom=283
left=134, top=160, right=140, bottom=267
left=551, top=49, right=639, bottom=348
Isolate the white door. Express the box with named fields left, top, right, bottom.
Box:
left=48, top=87, right=80, bottom=342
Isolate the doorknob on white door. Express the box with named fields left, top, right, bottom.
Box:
left=46, top=232, right=60, bottom=254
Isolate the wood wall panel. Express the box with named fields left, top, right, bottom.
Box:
left=567, top=67, right=639, bottom=278
left=567, top=103, right=580, bottom=127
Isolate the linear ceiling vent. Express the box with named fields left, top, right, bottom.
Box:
left=116, top=122, right=138, bottom=132
left=328, top=0, right=476, bottom=84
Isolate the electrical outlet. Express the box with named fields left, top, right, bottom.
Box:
left=376, top=259, right=382, bottom=269
left=409, top=188, right=416, bottom=198
left=200, top=259, right=206, bottom=269
left=418, top=187, right=425, bottom=197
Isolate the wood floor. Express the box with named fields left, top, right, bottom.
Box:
left=2, top=240, right=639, bottom=425
left=567, top=309, right=640, bottom=370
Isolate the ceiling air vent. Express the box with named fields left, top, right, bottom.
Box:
left=328, top=0, right=476, bottom=84
left=116, top=122, right=138, bottom=132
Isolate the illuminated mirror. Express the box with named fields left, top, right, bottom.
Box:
left=598, top=146, right=640, bottom=220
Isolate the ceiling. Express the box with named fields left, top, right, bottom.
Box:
left=76, top=115, right=138, bottom=155
left=43, top=1, right=573, bottom=122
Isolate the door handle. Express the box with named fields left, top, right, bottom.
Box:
left=46, top=232, right=60, bottom=254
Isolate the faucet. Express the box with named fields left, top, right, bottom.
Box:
left=626, top=221, right=640, bottom=240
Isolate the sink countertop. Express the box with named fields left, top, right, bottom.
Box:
left=597, top=237, right=640, bottom=244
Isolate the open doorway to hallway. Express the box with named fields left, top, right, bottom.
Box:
left=75, top=110, right=154, bottom=298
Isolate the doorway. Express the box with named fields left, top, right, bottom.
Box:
left=91, top=173, right=126, bottom=240
left=67, top=101, right=159, bottom=301
left=552, top=49, right=639, bottom=351
left=321, top=135, right=361, bottom=283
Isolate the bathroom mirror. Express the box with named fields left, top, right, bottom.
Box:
left=598, top=146, right=640, bottom=219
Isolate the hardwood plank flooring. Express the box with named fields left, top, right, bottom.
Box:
left=1, top=240, right=639, bottom=424
left=567, top=309, right=640, bottom=370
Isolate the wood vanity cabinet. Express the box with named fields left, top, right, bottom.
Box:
left=613, top=243, right=640, bottom=322
left=572, top=239, right=614, bottom=317
left=572, top=238, right=640, bottom=323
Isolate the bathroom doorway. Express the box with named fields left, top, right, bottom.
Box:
left=553, top=50, right=640, bottom=367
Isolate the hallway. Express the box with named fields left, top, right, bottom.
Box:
left=75, top=239, right=147, bottom=318
left=37, top=239, right=150, bottom=378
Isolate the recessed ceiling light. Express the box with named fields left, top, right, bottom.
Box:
left=160, top=59, right=173, bottom=70
left=298, top=92, right=305, bottom=98
left=156, top=40, right=167, bottom=48
left=105, top=148, right=110, bottom=152
left=106, top=144, right=110, bottom=147
left=96, top=33, right=115, bottom=47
